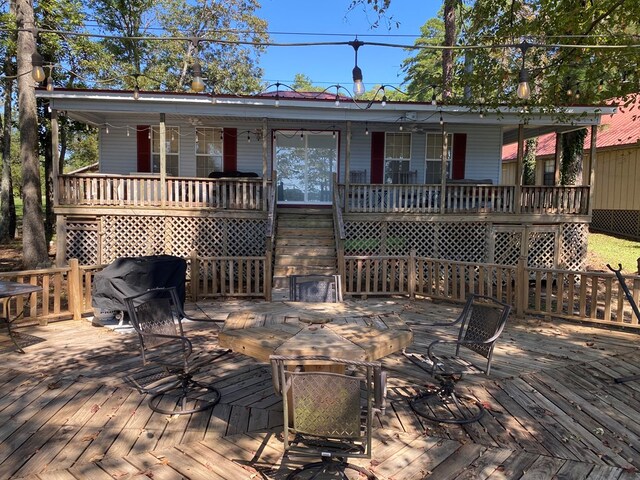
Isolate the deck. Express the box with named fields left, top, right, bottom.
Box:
left=2, top=296, right=640, bottom=479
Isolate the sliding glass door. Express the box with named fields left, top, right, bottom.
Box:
left=274, top=131, right=337, bottom=205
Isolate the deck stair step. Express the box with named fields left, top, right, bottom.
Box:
left=273, top=209, right=337, bottom=280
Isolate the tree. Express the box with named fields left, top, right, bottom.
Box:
left=291, top=73, right=324, bottom=92
left=0, top=2, right=17, bottom=242
left=16, top=0, right=48, bottom=268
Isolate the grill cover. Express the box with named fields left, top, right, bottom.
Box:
left=92, top=255, right=187, bottom=312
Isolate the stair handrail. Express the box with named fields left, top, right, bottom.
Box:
left=332, top=173, right=346, bottom=294
left=265, top=171, right=277, bottom=301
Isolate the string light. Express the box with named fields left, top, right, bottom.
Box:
left=365, top=122, right=369, bottom=135
left=334, top=86, right=340, bottom=107
left=31, top=51, right=45, bottom=82
left=431, top=85, right=437, bottom=105
left=516, top=41, right=531, bottom=100
left=45, top=66, right=54, bottom=92
left=350, top=39, right=365, bottom=97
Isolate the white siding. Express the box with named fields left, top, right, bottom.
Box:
left=97, top=114, right=504, bottom=183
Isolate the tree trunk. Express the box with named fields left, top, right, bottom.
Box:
left=442, top=0, right=456, bottom=99
left=16, top=0, right=49, bottom=268
left=561, top=129, right=587, bottom=185
left=43, top=106, right=54, bottom=240
left=0, top=2, right=17, bottom=242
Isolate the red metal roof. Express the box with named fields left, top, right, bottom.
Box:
left=502, top=94, right=640, bottom=161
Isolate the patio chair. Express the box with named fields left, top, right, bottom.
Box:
left=349, top=169, right=367, bottom=183
left=124, top=287, right=230, bottom=415
left=403, top=294, right=510, bottom=424
left=270, top=355, right=387, bottom=480
left=289, top=274, right=343, bottom=303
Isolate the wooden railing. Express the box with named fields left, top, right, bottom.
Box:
left=346, top=184, right=441, bottom=213
left=520, top=186, right=590, bottom=214
left=0, top=260, right=103, bottom=325
left=444, top=184, right=515, bottom=213
left=333, top=174, right=347, bottom=292
left=58, top=174, right=265, bottom=210
left=343, top=183, right=589, bottom=215
left=343, top=254, right=639, bottom=329
left=189, top=253, right=268, bottom=299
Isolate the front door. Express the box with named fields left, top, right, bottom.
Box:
left=274, top=130, right=337, bottom=205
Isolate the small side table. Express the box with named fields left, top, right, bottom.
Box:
left=0, top=281, right=43, bottom=353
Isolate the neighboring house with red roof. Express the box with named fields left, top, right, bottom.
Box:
left=502, top=95, right=640, bottom=239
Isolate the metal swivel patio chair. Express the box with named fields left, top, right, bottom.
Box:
left=403, top=294, right=510, bottom=424
left=289, top=274, right=343, bottom=303
left=124, top=287, right=230, bottom=415
left=270, top=355, right=387, bottom=480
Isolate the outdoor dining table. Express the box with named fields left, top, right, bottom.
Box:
left=0, top=280, right=43, bottom=353
left=218, top=306, right=413, bottom=372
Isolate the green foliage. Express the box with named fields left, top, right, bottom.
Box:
left=561, top=128, right=587, bottom=185
left=523, top=138, right=537, bottom=185
left=66, top=128, right=98, bottom=172
left=399, top=0, right=640, bottom=108
left=291, top=74, right=324, bottom=92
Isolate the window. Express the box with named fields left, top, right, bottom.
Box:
left=151, top=126, right=180, bottom=176
left=543, top=159, right=555, bottom=186
left=425, top=133, right=452, bottom=183
left=384, top=132, right=411, bottom=184
left=196, top=127, right=223, bottom=177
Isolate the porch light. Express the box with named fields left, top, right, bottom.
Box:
left=31, top=50, right=46, bottom=83
left=516, top=41, right=531, bottom=100
left=350, top=39, right=365, bottom=97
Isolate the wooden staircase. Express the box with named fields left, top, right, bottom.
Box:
left=273, top=209, right=337, bottom=285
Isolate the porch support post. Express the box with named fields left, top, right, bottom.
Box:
left=345, top=121, right=351, bottom=205
left=159, top=113, right=166, bottom=207
left=439, top=123, right=448, bottom=214
left=553, top=132, right=562, bottom=185
left=51, top=109, right=65, bottom=266
left=51, top=109, right=60, bottom=206
left=262, top=117, right=268, bottom=211
left=514, top=124, right=524, bottom=214
left=587, top=124, right=598, bottom=216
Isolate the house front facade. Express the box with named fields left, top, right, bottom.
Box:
left=39, top=88, right=614, bottom=297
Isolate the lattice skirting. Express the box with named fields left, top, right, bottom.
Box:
left=66, top=215, right=267, bottom=265
left=344, top=220, right=589, bottom=270
left=591, top=209, right=640, bottom=240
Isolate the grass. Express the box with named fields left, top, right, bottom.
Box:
left=587, top=232, right=640, bottom=274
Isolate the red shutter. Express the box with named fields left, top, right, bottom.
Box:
left=136, top=125, right=151, bottom=172
left=370, top=132, right=385, bottom=184
left=223, top=128, right=237, bottom=172
left=452, top=133, right=467, bottom=180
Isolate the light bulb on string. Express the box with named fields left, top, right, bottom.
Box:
left=350, top=39, right=365, bottom=97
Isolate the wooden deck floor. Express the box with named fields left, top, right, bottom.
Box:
left=2, top=296, right=640, bottom=479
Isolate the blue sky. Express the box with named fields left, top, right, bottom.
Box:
left=256, top=0, right=440, bottom=90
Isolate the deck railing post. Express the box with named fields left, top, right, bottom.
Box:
left=516, top=256, right=526, bottom=318
left=190, top=249, right=199, bottom=301
left=68, top=258, right=83, bottom=321
left=265, top=243, right=273, bottom=301
left=408, top=249, right=416, bottom=299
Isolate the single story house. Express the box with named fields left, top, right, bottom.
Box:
left=38, top=88, right=615, bottom=297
